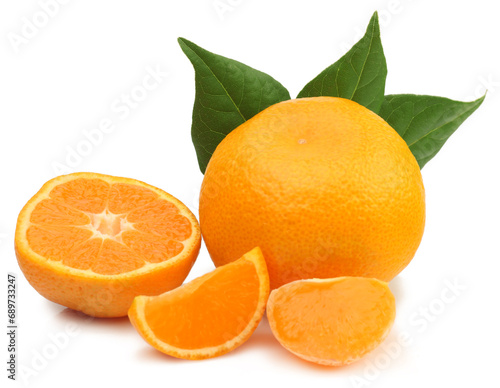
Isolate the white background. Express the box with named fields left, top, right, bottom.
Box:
left=1, top=0, right=499, bottom=387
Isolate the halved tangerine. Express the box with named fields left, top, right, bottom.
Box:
left=15, top=172, right=201, bottom=317
left=267, top=277, right=396, bottom=366
left=128, top=247, right=269, bottom=360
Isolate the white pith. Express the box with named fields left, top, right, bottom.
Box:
left=83, top=209, right=136, bottom=243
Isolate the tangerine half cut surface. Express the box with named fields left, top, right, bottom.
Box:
left=267, top=276, right=396, bottom=366
left=15, top=172, right=201, bottom=317
left=128, top=247, right=270, bottom=360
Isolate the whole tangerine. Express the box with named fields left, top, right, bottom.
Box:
left=199, top=97, right=425, bottom=289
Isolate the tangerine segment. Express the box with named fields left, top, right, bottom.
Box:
left=128, top=247, right=270, bottom=360
left=26, top=225, right=94, bottom=261
left=15, top=172, right=201, bottom=317
left=128, top=199, right=192, bottom=240
left=108, top=183, right=158, bottom=214
left=49, top=178, right=110, bottom=213
left=30, top=199, right=91, bottom=226
left=267, top=277, right=396, bottom=366
left=121, top=230, right=183, bottom=263
left=62, top=238, right=103, bottom=270
left=91, top=239, right=145, bottom=275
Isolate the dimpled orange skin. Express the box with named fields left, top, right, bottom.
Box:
left=199, top=97, right=425, bottom=289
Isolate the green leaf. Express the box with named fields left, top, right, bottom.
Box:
left=178, top=38, right=291, bottom=173
left=379, top=94, right=485, bottom=168
left=297, top=12, right=387, bottom=113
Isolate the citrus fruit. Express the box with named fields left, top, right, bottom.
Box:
left=200, top=97, right=425, bottom=289
left=128, top=247, right=269, bottom=360
left=267, top=276, right=396, bottom=366
left=15, top=172, right=201, bottom=317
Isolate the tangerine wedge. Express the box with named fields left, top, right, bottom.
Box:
left=128, top=247, right=270, bottom=360
left=267, top=277, right=396, bottom=366
left=15, top=172, right=201, bottom=317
